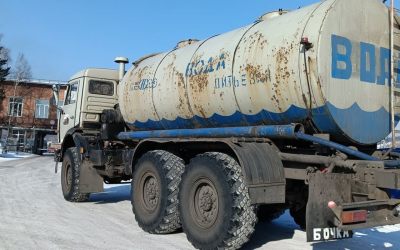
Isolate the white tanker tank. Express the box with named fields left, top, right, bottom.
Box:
left=118, top=0, right=399, bottom=145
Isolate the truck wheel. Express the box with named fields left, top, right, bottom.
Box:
left=61, top=147, right=90, bottom=202
left=132, top=150, right=185, bottom=234
left=179, top=152, right=256, bottom=250
left=290, top=206, right=306, bottom=229
left=256, top=204, right=286, bottom=223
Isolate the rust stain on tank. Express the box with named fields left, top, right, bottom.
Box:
left=246, top=31, right=268, bottom=52
left=245, top=64, right=271, bottom=84
left=307, top=55, right=326, bottom=104
left=273, top=45, right=295, bottom=112
left=177, top=71, right=184, bottom=88
left=193, top=103, right=207, bottom=119
left=176, top=71, right=202, bottom=128
left=176, top=72, right=186, bottom=111
left=189, top=73, right=210, bottom=120
left=190, top=74, right=209, bottom=93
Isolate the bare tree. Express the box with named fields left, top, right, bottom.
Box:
left=6, top=53, right=32, bottom=152
left=12, top=53, right=32, bottom=81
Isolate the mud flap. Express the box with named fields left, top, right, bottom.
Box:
left=306, top=173, right=353, bottom=242
left=79, top=160, right=104, bottom=193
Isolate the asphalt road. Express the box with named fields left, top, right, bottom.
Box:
left=0, top=156, right=399, bottom=250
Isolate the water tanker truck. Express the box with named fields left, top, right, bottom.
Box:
left=53, top=0, right=400, bottom=248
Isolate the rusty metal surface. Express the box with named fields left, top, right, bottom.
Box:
left=152, top=42, right=201, bottom=128
left=119, top=53, right=167, bottom=129
left=232, top=4, right=321, bottom=124
left=118, top=0, right=396, bottom=145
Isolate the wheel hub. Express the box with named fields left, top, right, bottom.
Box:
left=193, top=180, right=218, bottom=228
left=199, top=186, right=215, bottom=212
left=143, top=175, right=159, bottom=211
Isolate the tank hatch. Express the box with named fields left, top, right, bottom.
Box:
left=175, top=39, right=199, bottom=49
left=258, top=9, right=288, bottom=21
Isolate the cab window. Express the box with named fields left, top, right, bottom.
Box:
left=88, top=80, right=114, bottom=96
left=64, top=82, right=79, bottom=105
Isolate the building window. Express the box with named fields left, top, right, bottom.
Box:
left=8, top=97, right=23, bottom=117
left=35, top=99, right=49, bottom=119
left=12, top=129, right=26, bottom=145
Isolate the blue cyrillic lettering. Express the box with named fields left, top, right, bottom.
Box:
left=216, top=53, right=226, bottom=71
left=360, top=42, right=376, bottom=83
left=377, top=47, right=390, bottom=85
left=185, top=63, right=193, bottom=77
left=331, top=35, right=352, bottom=79
left=194, top=60, right=205, bottom=75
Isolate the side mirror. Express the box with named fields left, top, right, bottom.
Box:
left=56, top=106, right=64, bottom=114
left=52, top=84, right=63, bottom=114
left=52, top=84, right=60, bottom=103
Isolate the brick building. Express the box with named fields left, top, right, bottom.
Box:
left=0, top=79, right=66, bottom=153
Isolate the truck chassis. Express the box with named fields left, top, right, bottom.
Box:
left=55, top=119, right=400, bottom=249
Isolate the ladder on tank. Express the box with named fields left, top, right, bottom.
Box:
left=390, top=1, right=400, bottom=148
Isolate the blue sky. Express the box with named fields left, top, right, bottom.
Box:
left=0, top=0, right=396, bottom=81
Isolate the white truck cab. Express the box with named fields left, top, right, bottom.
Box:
left=59, top=68, right=119, bottom=143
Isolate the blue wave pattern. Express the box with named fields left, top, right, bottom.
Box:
left=128, top=103, right=395, bottom=145
left=326, top=102, right=395, bottom=145
left=130, top=105, right=314, bottom=130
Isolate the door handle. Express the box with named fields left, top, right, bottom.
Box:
left=63, top=116, right=69, bottom=125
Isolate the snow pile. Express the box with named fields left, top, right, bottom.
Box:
left=0, top=152, right=34, bottom=163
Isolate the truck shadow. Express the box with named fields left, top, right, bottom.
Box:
left=243, top=211, right=297, bottom=249
left=90, top=183, right=131, bottom=204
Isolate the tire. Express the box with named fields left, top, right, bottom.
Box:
left=132, top=150, right=185, bottom=234
left=179, top=152, right=256, bottom=250
left=61, top=147, right=90, bottom=202
left=290, top=206, right=306, bottom=230
left=256, top=204, right=286, bottom=223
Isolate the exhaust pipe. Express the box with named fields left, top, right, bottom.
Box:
left=114, top=57, right=129, bottom=81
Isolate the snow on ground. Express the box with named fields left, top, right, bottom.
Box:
left=0, top=156, right=399, bottom=250
left=0, top=152, right=35, bottom=162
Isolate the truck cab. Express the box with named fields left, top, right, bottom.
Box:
left=59, top=68, right=119, bottom=143
left=53, top=58, right=130, bottom=201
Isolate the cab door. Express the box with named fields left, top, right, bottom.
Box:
left=59, top=80, right=81, bottom=142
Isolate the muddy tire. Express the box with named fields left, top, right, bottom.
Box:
left=290, top=206, right=306, bottom=229
left=61, top=147, right=90, bottom=202
left=256, top=205, right=286, bottom=223
left=179, top=152, right=256, bottom=250
left=132, top=150, right=185, bottom=234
